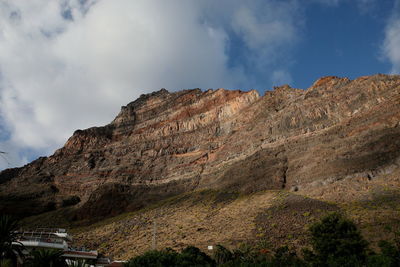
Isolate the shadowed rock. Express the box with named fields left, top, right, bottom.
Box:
left=1, top=74, right=400, bottom=220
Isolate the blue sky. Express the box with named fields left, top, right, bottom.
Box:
left=0, top=0, right=399, bottom=169
left=292, top=0, right=394, bottom=88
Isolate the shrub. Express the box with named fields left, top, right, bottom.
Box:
left=304, top=212, right=369, bottom=266
left=124, top=249, right=178, bottom=267
left=66, top=259, right=90, bottom=267
left=124, top=246, right=215, bottom=267
left=367, top=254, right=393, bottom=267
left=0, top=214, right=23, bottom=265
left=365, top=240, right=400, bottom=267
left=271, top=246, right=307, bottom=267
left=213, top=245, right=233, bottom=265
left=177, top=246, right=215, bottom=266
left=0, top=259, right=13, bottom=267
left=23, top=248, right=66, bottom=267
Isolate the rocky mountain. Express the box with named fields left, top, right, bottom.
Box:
left=1, top=74, right=400, bottom=223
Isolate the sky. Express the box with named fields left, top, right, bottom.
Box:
left=0, top=0, right=399, bottom=169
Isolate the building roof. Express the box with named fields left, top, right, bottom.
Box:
left=63, top=250, right=98, bottom=259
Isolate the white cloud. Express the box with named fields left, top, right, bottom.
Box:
left=0, top=141, right=28, bottom=170
left=0, top=0, right=301, bottom=169
left=231, top=2, right=299, bottom=50
left=229, top=0, right=300, bottom=71
left=382, top=0, right=400, bottom=74
left=271, top=70, right=293, bottom=86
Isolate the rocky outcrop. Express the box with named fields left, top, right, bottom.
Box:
left=1, top=74, right=400, bottom=220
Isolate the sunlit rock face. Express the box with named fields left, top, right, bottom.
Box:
left=1, top=74, right=400, bottom=220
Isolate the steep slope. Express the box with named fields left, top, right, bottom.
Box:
left=1, top=74, right=400, bottom=222
left=22, top=166, right=400, bottom=259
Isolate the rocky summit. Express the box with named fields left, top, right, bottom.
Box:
left=1, top=74, right=400, bottom=222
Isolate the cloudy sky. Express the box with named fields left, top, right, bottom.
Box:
left=0, top=0, right=399, bottom=169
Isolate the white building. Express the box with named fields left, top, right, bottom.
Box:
left=14, top=228, right=121, bottom=267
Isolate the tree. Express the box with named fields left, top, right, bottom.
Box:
left=124, top=249, right=180, bottom=267
left=0, top=214, right=24, bottom=266
left=365, top=240, right=400, bottom=267
left=0, top=259, right=13, bottom=267
left=23, top=249, right=66, bottom=267
left=177, top=246, right=215, bottom=267
left=213, top=245, right=233, bottom=265
left=124, top=246, right=216, bottom=267
left=271, top=246, right=307, bottom=267
left=66, top=259, right=90, bottom=267
left=304, top=212, right=369, bottom=266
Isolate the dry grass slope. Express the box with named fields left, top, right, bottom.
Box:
left=19, top=166, right=400, bottom=261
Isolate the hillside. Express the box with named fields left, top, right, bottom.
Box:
left=1, top=74, right=400, bottom=258
left=1, top=74, right=400, bottom=219
left=21, top=166, right=400, bottom=259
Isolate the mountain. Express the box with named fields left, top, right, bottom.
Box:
left=1, top=74, right=400, bottom=225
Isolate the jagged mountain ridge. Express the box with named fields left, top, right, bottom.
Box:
left=1, top=74, right=400, bottom=220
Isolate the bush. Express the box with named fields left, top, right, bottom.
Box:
left=124, top=213, right=400, bottom=267
left=124, top=249, right=178, bottom=267
left=23, top=248, right=66, bottom=267
left=213, top=245, right=233, bottom=265
left=364, top=240, right=400, bottom=267
left=304, top=212, right=369, bottom=266
left=0, top=259, right=13, bottom=267
left=177, top=246, right=215, bottom=266
left=216, top=244, right=306, bottom=267
left=0, top=214, right=23, bottom=266
left=367, top=254, right=393, bottom=267
left=66, top=259, right=90, bottom=267
left=271, top=246, right=307, bottom=267
left=124, top=246, right=215, bottom=267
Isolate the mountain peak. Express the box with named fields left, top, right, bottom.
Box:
left=1, top=75, right=400, bottom=222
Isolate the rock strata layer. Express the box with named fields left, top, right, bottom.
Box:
left=1, top=74, right=400, bottom=220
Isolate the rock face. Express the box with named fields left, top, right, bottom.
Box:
left=1, top=74, right=400, bottom=220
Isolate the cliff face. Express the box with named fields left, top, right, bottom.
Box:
left=1, top=74, right=400, bottom=220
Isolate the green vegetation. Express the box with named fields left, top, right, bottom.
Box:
left=66, top=259, right=90, bottom=267
left=0, top=214, right=86, bottom=267
left=2, top=212, right=400, bottom=266
left=303, top=212, right=369, bottom=266
left=124, top=246, right=215, bottom=267
left=124, top=212, right=400, bottom=267
left=0, top=259, right=13, bottom=267
left=213, top=245, right=232, bottom=265
left=23, top=249, right=66, bottom=267
left=0, top=215, right=23, bottom=266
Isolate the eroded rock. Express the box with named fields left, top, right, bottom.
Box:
left=1, top=74, right=400, bottom=220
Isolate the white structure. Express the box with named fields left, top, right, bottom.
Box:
left=15, top=228, right=71, bottom=251
left=13, top=228, right=119, bottom=267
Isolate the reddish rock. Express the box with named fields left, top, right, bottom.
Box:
left=1, top=74, right=400, bottom=220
